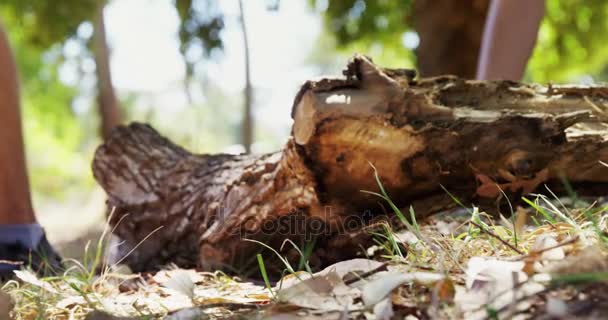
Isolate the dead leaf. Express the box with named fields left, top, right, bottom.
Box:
left=544, top=245, right=608, bottom=275
left=532, top=234, right=565, bottom=261
left=278, top=259, right=384, bottom=290
left=13, top=270, right=58, bottom=294
left=318, top=258, right=385, bottom=279
left=435, top=220, right=460, bottom=236
left=434, top=278, right=455, bottom=302
left=164, top=307, right=206, bottom=320
left=456, top=257, right=546, bottom=317
left=277, top=271, right=357, bottom=311
left=373, top=298, right=394, bottom=320
left=361, top=271, right=444, bottom=306
left=546, top=297, right=568, bottom=317
left=159, top=269, right=196, bottom=299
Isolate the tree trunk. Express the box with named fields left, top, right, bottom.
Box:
left=93, top=55, right=608, bottom=273
left=239, top=0, right=253, bottom=153
left=94, top=0, right=121, bottom=140
left=412, top=0, right=490, bottom=78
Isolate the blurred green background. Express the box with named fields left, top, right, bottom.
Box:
left=0, top=0, right=606, bottom=246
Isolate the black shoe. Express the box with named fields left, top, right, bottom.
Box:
left=0, top=234, right=63, bottom=279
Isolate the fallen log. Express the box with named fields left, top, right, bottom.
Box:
left=93, top=55, right=608, bottom=273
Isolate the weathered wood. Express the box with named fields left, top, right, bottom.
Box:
left=93, top=55, right=608, bottom=273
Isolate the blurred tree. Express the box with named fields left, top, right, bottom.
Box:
left=175, top=0, right=256, bottom=152
left=93, top=0, right=121, bottom=140
left=1, top=0, right=120, bottom=139
left=174, top=0, right=224, bottom=79
left=314, top=0, right=489, bottom=78
left=0, top=10, right=93, bottom=196
left=315, top=0, right=608, bottom=83
left=238, top=0, right=253, bottom=153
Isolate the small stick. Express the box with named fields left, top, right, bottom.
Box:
left=343, top=262, right=389, bottom=285
left=469, top=221, right=524, bottom=255
left=518, top=236, right=579, bottom=260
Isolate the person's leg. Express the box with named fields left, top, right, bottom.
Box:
left=0, top=22, right=61, bottom=276
left=476, top=0, right=545, bottom=80
left=0, top=22, right=36, bottom=225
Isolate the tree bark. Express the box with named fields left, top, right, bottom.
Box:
left=239, top=0, right=253, bottom=153
left=94, top=0, right=121, bottom=140
left=412, top=0, right=490, bottom=78
left=93, top=55, right=608, bottom=273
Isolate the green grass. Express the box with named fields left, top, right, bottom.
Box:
left=256, top=254, right=274, bottom=298
left=5, top=172, right=608, bottom=319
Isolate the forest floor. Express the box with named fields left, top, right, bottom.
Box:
left=3, top=190, right=608, bottom=319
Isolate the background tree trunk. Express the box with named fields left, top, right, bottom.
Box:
left=412, top=0, right=490, bottom=78
left=94, top=0, right=121, bottom=140
left=239, top=0, right=253, bottom=153
left=93, top=56, right=608, bottom=273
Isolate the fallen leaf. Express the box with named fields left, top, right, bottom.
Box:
left=532, top=234, right=565, bottom=261
left=546, top=297, right=568, bottom=317
left=464, top=257, right=526, bottom=290
left=277, top=271, right=357, bottom=311
left=373, top=298, right=394, bottom=320
left=160, top=269, right=196, bottom=299
left=164, top=307, right=206, bottom=320
left=13, top=270, right=58, bottom=294
left=435, top=220, right=460, bottom=236
left=544, top=245, right=608, bottom=275
left=434, top=278, right=455, bottom=302
left=278, top=259, right=384, bottom=290
left=361, top=271, right=444, bottom=306
left=456, top=257, right=545, bottom=318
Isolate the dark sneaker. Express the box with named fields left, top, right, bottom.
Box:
left=0, top=234, right=63, bottom=279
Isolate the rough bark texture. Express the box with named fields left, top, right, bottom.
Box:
left=412, top=0, right=489, bottom=77
left=93, top=55, right=608, bottom=273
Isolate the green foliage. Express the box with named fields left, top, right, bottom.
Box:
left=313, top=0, right=414, bottom=67
left=317, top=0, right=608, bottom=82
left=1, top=9, right=94, bottom=197
left=175, top=0, right=225, bottom=78
left=528, top=0, right=608, bottom=82
left=1, top=0, right=96, bottom=48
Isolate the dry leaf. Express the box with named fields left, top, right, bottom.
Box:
left=434, top=278, right=455, bottom=302
left=361, top=271, right=444, bottom=306
left=544, top=245, right=608, bottom=275
left=546, top=297, right=568, bottom=317
left=532, top=234, right=565, bottom=261
left=373, top=298, right=394, bottom=320
left=13, top=270, right=58, bottom=294
left=160, top=269, right=196, bottom=299
left=277, top=271, right=357, bottom=311
left=456, top=257, right=545, bottom=317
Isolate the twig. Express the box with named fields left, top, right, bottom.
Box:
left=517, top=236, right=579, bottom=261
left=469, top=221, right=523, bottom=255
left=343, top=262, right=389, bottom=285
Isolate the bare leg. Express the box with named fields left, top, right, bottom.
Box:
left=476, top=0, right=545, bottom=80
left=0, top=23, right=62, bottom=276
left=0, top=23, right=35, bottom=225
